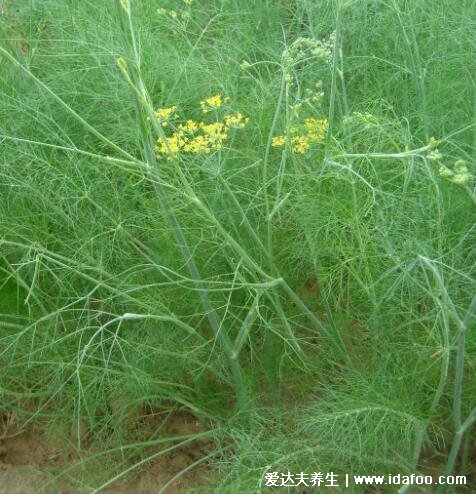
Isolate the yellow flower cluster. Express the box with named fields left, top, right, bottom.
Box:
left=272, top=117, right=328, bottom=154
left=155, top=106, right=177, bottom=127
left=179, top=119, right=199, bottom=133
left=303, top=117, right=328, bottom=141
left=271, top=135, right=286, bottom=147
left=154, top=98, right=248, bottom=161
left=200, top=94, right=230, bottom=113
left=224, top=113, right=248, bottom=128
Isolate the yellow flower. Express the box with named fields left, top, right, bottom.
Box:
left=200, top=94, right=229, bottom=113
left=155, top=106, right=177, bottom=127
left=153, top=98, right=248, bottom=160
left=155, top=131, right=186, bottom=160
left=291, top=135, right=310, bottom=154
left=303, top=117, right=328, bottom=142
left=272, top=135, right=286, bottom=147
left=271, top=118, right=327, bottom=154
left=179, top=119, right=199, bottom=133
left=224, top=113, right=249, bottom=128
left=184, top=135, right=212, bottom=154
left=201, top=121, right=225, bottom=135
left=200, top=122, right=228, bottom=150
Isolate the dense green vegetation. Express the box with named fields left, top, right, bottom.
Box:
left=0, top=0, right=475, bottom=492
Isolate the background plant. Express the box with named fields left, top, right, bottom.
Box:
left=0, top=0, right=475, bottom=492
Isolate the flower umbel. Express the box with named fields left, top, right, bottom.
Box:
left=179, top=119, right=199, bottom=133
left=155, top=106, right=177, bottom=127
left=200, top=94, right=229, bottom=113
left=437, top=159, right=474, bottom=187
left=272, top=117, right=328, bottom=154
left=272, top=136, right=286, bottom=148
left=224, top=113, right=249, bottom=128
left=154, top=97, right=247, bottom=160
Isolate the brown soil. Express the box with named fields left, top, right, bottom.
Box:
left=0, top=427, right=70, bottom=494
left=0, top=411, right=211, bottom=494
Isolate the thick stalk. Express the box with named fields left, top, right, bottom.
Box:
left=115, top=1, right=249, bottom=415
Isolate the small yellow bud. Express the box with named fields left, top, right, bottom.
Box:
left=428, top=136, right=439, bottom=149
left=117, top=57, right=128, bottom=71
left=454, top=160, right=468, bottom=175
left=240, top=60, right=252, bottom=70
left=451, top=173, right=471, bottom=185
left=427, top=150, right=442, bottom=161
left=438, top=165, right=453, bottom=178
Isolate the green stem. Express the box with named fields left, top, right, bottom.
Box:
left=114, top=1, right=249, bottom=416
left=435, top=408, right=476, bottom=494
left=212, top=175, right=350, bottom=364
left=263, top=72, right=287, bottom=260
left=451, top=295, right=475, bottom=431
left=327, top=0, right=342, bottom=137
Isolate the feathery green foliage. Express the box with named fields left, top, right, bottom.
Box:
left=0, top=0, right=475, bottom=492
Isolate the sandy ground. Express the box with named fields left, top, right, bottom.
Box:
left=0, top=412, right=209, bottom=494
